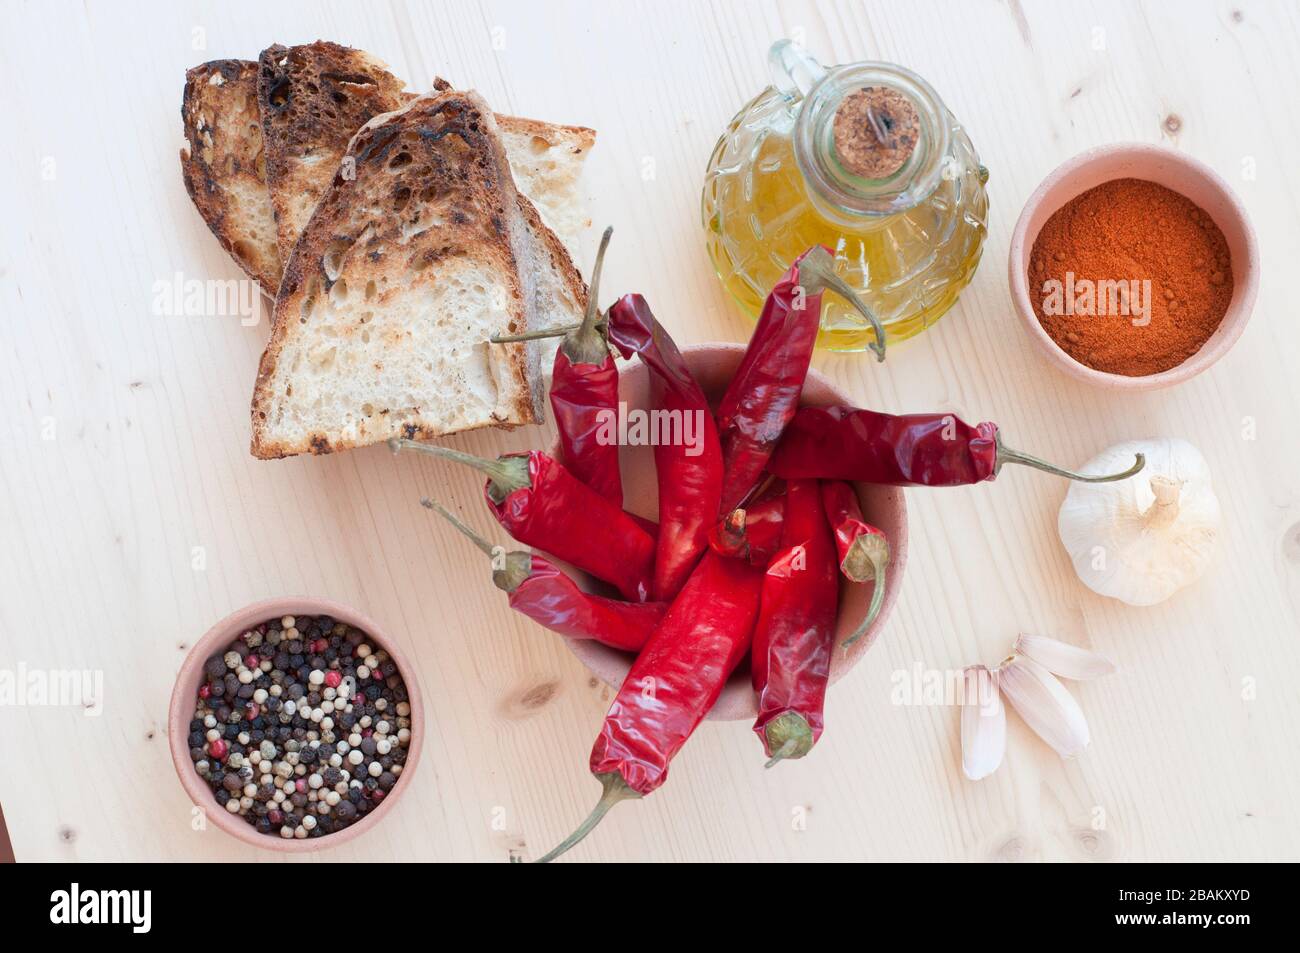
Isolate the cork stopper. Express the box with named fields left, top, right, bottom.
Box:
left=831, top=86, right=919, bottom=180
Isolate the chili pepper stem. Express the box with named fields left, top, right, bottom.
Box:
left=840, top=534, right=889, bottom=649
left=489, top=321, right=594, bottom=344
left=531, top=772, right=640, bottom=863
left=561, top=227, right=614, bottom=365
left=762, top=711, right=814, bottom=768
left=388, top=437, right=531, bottom=502
left=419, top=497, right=532, bottom=592
left=995, top=438, right=1145, bottom=483
left=420, top=497, right=493, bottom=557
left=795, top=246, right=887, bottom=362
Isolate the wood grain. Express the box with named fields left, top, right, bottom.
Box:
left=1, top=0, right=1297, bottom=862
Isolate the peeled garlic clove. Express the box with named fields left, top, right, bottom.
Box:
left=1015, top=634, right=1116, bottom=680
left=996, top=655, right=1090, bottom=758
left=1057, top=438, right=1220, bottom=606
left=960, top=665, right=1005, bottom=780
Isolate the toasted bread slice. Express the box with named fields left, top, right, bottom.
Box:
left=179, top=60, right=282, bottom=295
left=257, top=41, right=409, bottom=262
left=496, top=115, right=595, bottom=257
left=181, top=49, right=593, bottom=328
left=432, top=76, right=594, bottom=260
left=250, top=91, right=542, bottom=459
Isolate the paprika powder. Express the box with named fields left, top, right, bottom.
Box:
left=1029, top=178, right=1232, bottom=376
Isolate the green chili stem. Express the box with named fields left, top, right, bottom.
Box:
left=388, top=438, right=531, bottom=500
left=796, top=246, right=887, bottom=362
left=841, top=564, right=886, bottom=650
left=764, top=739, right=802, bottom=769
left=532, top=772, right=639, bottom=863
left=762, top=711, right=814, bottom=768
left=561, top=227, right=614, bottom=365
left=490, top=321, right=587, bottom=344
left=419, top=496, right=533, bottom=593
left=840, top=534, right=889, bottom=650
left=996, top=438, right=1145, bottom=483
left=420, top=497, right=494, bottom=557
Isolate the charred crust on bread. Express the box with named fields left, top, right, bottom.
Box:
left=257, top=41, right=408, bottom=259
left=179, top=59, right=282, bottom=296
left=250, top=90, right=544, bottom=458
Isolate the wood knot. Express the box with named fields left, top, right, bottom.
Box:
left=1163, top=113, right=1183, bottom=135
left=1282, top=521, right=1300, bottom=563
left=498, top=678, right=562, bottom=719
left=994, top=834, right=1029, bottom=862
left=1072, top=825, right=1117, bottom=860
left=832, top=87, right=919, bottom=180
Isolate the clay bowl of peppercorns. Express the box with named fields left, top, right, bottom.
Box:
left=168, top=597, right=423, bottom=851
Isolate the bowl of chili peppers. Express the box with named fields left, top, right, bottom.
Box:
left=396, top=235, right=1150, bottom=861
left=554, top=340, right=909, bottom=722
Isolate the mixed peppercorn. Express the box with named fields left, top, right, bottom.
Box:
left=188, top=615, right=412, bottom=840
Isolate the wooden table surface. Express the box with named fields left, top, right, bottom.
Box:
left=3, top=0, right=1298, bottom=863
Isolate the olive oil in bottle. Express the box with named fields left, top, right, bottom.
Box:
left=703, top=41, right=989, bottom=352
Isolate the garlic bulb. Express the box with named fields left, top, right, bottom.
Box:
left=1057, top=438, right=1219, bottom=606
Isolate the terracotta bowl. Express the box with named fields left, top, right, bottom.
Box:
left=168, top=597, right=424, bottom=852
left=550, top=342, right=908, bottom=721
left=1008, top=142, right=1259, bottom=390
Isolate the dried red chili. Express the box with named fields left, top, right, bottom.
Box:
left=532, top=551, right=765, bottom=862
left=715, top=245, right=886, bottom=513
left=767, top=406, right=1145, bottom=486
left=420, top=498, right=665, bottom=652
left=821, top=480, right=889, bottom=648
left=548, top=227, right=623, bottom=503
left=389, top=439, right=655, bottom=602
left=606, top=294, right=723, bottom=601
left=708, top=484, right=787, bottom=566
left=751, top=479, right=839, bottom=766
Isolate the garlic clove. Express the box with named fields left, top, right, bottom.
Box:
left=960, top=665, right=1005, bottom=780
left=996, top=655, right=1089, bottom=758
left=1014, top=634, right=1116, bottom=680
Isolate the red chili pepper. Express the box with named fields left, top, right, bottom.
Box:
left=420, top=498, right=664, bottom=651
left=532, top=551, right=765, bottom=862
left=708, top=485, right=787, bottom=566
left=715, top=246, right=886, bottom=513
left=548, top=227, right=623, bottom=503
left=390, top=439, right=655, bottom=602
left=751, top=479, right=839, bottom=766
left=605, top=294, right=723, bottom=601
left=768, top=407, right=1145, bottom=486
left=821, top=480, right=889, bottom=648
